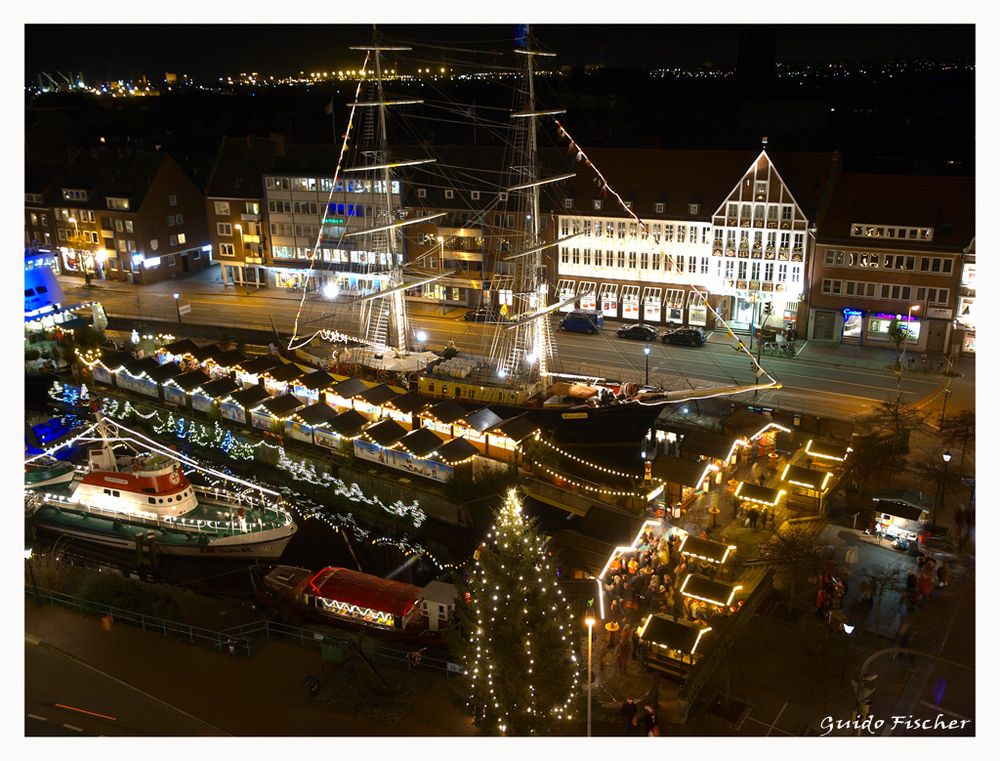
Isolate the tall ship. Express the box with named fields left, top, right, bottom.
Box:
left=25, top=410, right=296, bottom=559
left=284, top=28, right=778, bottom=445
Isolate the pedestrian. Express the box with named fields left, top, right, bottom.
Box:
left=920, top=353, right=928, bottom=369
left=641, top=705, right=657, bottom=736
left=758, top=473, right=767, bottom=487
left=617, top=625, right=632, bottom=678
left=936, top=561, right=950, bottom=588
left=907, top=355, right=915, bottom=370
left=749, top=509, right=759, bottom=530
left=622, top=697, right=638, bottom=735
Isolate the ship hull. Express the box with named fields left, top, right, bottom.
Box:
left=29, top=505, right=296, bottom=561
left=503, top=400, right=666, bottom=444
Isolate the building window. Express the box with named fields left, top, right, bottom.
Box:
left=655, top=202, right=665, bottom=214
left=688, top=203, right=700, bottom=215
left=114, top=219, right=124, bottom=232
left=220, top=243, right=235, bottom=257
left=167, top=255, right=176, bottom=266
left=781, top=206, right=792, bottom=221
left=444, top=189, right=454, bottom=200
left=470, top=190, right=480, bottom=201
left=564, top=198, right=573, bottom=209
left=214, top=201, right=230, bottom=215
left=245, top=202, right=259, bottom=215
left=217, top=223, right=232, bottom=236
left=167, top=215, right=175, bottom=227
left=592, top=199, right=602, bottom=210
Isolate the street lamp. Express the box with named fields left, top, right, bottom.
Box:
left=939, top=387, right=952, bottom=432
left=643, top=344, right=651, bottom=387
left=584, top=607, right=596, bottom=737
left=173, top=292, right=181, bottom=324
left=934, top=450, right=953, bottom=527
left=901, top=304, right=920, bottom=370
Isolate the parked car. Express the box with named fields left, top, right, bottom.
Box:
left=616, top=323, right=658, bottom=341
left=660, top=327, right=706, bottom=347
left=558, top=309, right=604, bottom=334
left=463, top=308, right=506, bottom=323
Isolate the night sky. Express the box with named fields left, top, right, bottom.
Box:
left=25, top=23, right=973, bottom=82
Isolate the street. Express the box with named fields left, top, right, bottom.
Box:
left=60, top=271, right=944, bottom=420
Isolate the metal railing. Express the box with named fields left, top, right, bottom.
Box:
left=27, top=586, right=463, bottom=676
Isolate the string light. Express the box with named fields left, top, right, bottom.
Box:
left=525, top=458, right=662, bottom=498
left=529, top=430, right=643, bottom=479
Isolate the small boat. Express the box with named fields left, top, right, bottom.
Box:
left=25, top=411, right=297, bottom=560
left=24, top=459, right=76, bottom=489
left=257, top=565, right=458, bottom=641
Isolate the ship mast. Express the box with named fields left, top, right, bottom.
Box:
left=499, top=28, right=569, bottom=392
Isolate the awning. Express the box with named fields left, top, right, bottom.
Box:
left=680, top=574, right=743, bottom=608
left=638, top=614, right=711, bottom=655
left=678, top=536, right=735, bottom=565
left=734, top=481, right=785, bottom=507
left=364, top=419, right=409, bottom=447
left=398, top=427, right=445, bottom=457
left=307, top=567, right=421, bottom=620
left=436, top=437, right=479, bottom=464
left=873, top=490, right=929, bottom=522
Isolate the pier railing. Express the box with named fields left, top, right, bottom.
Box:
left=26, top=587, right=462, bottom=677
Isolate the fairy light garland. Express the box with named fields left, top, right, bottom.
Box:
left=464, top=489, right=580, bottom=735
left=527, top=458, right=663, bottom=499
left=530, top=430, right=642, bottom=479
left=551, top=119, right=778, bottom=388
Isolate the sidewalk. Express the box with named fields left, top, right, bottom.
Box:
left=25, top=602, right=475, bottom=736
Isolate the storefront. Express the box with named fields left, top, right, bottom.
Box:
left=599, top=283, right=618, bottom=317
left=664, top=289, right=685, bottom=325
left=872, top=495, right=928, bottom=542
left=866, top=312, right=921, bottom=347
left=578, top=281, right=597, bottom=311
left=621, top=285, right=641, bottom=320
left=642, top=287, right=662, bottom=322
left=841, top=308, right=864, bottom=344
left=687, top=290, right=709, bottom=327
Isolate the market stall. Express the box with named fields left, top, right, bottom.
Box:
left=637, top=614, right=712, bottom=683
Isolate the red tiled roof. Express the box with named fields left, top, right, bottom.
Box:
left=818, top=173, right=974, bottom=251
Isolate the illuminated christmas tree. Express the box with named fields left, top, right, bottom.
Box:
left=459, top=489, right=581, bottom=736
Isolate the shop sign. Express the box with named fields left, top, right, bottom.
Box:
left=926, top=307, right=953, bottom=319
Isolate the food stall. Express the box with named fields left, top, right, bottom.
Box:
left=637, top=614, right=713, bottom=683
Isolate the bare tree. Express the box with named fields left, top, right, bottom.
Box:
left=857, top=396, right=927, bottom=469
left=862, top=564, right=905, bottom=638
left=910, top=453, right=963, bottom=527
left=756, top=526, right=824, bottom=609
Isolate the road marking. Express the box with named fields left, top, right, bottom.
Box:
left=62, top=724, right=84, bottom=732
left=744, top=714, right=794, bottom=736
left=25, top=633, right=41, bottom=646
left=27, top=713, right=47, bottom=722
left=55, top=703, right=117, bottom=721
left=918, top=701, right=971, bottom=721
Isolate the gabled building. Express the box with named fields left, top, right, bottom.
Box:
left=205, top=135, right=282, bottom=289
left=25, top=159, right=64, bottom=261
left=807, top=173, right=974, bottom=355
left=32, top=148, right=211, bottom=284
left=551, top=145, right=839, bottom=332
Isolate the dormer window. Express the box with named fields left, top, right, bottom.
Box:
left=563, top=198, right=573, bottom=209
left=688, top=203, right=700, bottom=215
left=25, top=193, right=44, bottom=204
left=444, top=189, right=454, bottom=200
left=62, top=188, right=88, bottom=202
left=416, top=188, right=427, bottom=198
left=655, top=202, right=665, bottom=214
left=592, top=199, right=602, bottom=210
left=624, top=201, right=633, bottom=210
left=107, top=197, right=130, bottom=211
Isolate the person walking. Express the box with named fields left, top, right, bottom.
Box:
left=621, top=697, right=638, bottom=735
left=617, top=625, right=632, bottom=679
left=641, top=705, right=657, bottom=736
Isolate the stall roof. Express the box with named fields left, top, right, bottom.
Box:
left=364, top=419, right=409, bottom=447
left=230, top=385, right=270, bottom=408
left=775, top=429, right=809, bottom=455
left=650, top=456, right=711, bottom=488
left=462, top=406, right=505, bottom=433
left=356, top=383, right=401, bottom=407
left=190, top=343, right=223, bottom=362
left=782, top=465, right=832, bottom=491
left=638, top=614, right=711, bottom=655
left=327, top=409, right=369, bottom=437
left=162, top=339, right=199, bottom=356
left=873, top=489, right=930, bottom=521
left=678, top=535, right=735, bottom=564
left=167, top=370, right=210, bottom=391
left=97, top=351, right=135, bottom=370
left=436, top=437, right=479, bottom=464
left=680, top=574, right=744, bottom=608
left=330, top=377, right=370, bottom=399
left=147, top=362, right=184, bottom=384
left=307, top=567, right=421, bottom=620
left=734, top=481, right=786, bottom=506
left=398, top=427, right=445, bottom=457
left=424, top=400, right=471, bottom=425
left=212, top=349, right=247, bottom=368
left=805, top=438, right=853, bottom=461
left=296, top=402, right=339, bottom=427
left=722, top=408, right=772, bottom=439
left=122, top=356, right=160, bottom=378
left=264, top=362, right=304, bottom=383
left=238, top=355, right=281, bottom=375
left=385, top=391, right=428, bottom=414
left=680, top=430, right=742, bottom=461
left=258, top=394, right=304, bottom=418
left=492, top=414, right=538, bottom=443
left=198, top=377, right=240, bottom=398
left=297, top=369, right=336, bottom=391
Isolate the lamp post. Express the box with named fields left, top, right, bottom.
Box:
left=939, top=387, right=952, bottom=432
left=643, top=344, right=651, bottom=387
left=25, top=548, right=40, bottom=605
left=584, top=607, right=596, bottom=737
left=173, top=292, right=181, bottom=324
left=934, top=450, right=952, bottom=527
left=234, top=223, right=245, bottom=292
left=901, top=304, right=920, bottom=370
